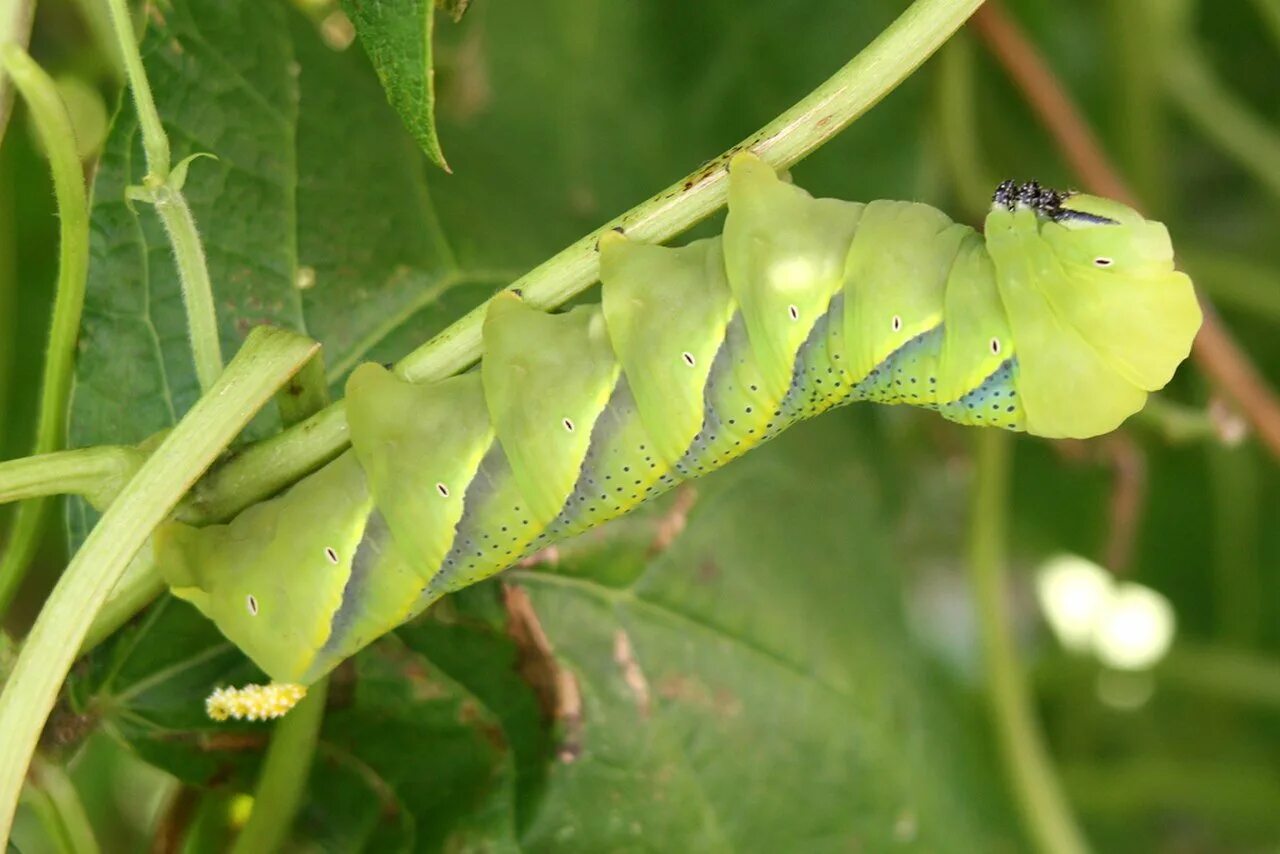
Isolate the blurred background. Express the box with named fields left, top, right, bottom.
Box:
left=2, top=0, right=1277, bottom=851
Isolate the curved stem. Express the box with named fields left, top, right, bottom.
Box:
left=0, top=327, right=319, bottom=842
left=969, top=428, right=1090, bottom=854
left=0, top=0, right=34, bottom=146
left=396, top=0, right=987, bottom=383
left=0, top=45, right=92, bottom=619
left=230, top=678, right=328, bottom=854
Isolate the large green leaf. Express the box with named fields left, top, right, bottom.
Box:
left=510, top=420, right=1016, bottom=850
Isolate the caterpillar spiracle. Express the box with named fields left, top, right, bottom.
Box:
left=158, top=154, right=1201, bottom=715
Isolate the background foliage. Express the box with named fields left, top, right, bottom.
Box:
left=2, top=0, right=1278, bottom=850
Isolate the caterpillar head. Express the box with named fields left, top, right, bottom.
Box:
left=983, top=183, right=1201, bottom=439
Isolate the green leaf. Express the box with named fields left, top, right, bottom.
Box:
left=340, top=0, right=450, bottom=172
left=298, top=628, right=538, bottom=850
left=67, top=0, right=504, bottom=547
left=501, top=419, right=1016, bottom=850
left=66, top=596, right=265, bottom=786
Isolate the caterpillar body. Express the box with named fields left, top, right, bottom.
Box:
left=158, top=154, right=1200, bottom=696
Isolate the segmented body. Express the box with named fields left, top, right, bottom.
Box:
left=159, top=154, right=1199, bottom=687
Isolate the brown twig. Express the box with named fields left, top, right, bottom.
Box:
left=1100, top=434, right=1147, bottom=575
left=971, top=1, right=1280, bottom=461
left=501, top=583, right=583, bottom=762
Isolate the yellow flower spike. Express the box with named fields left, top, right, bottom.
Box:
left=205, top=682, right=306, bottom=721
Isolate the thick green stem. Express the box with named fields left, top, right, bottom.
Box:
left=0, top=45, right=92, bottom=619
left=969, top=429, right=1089, bottom=854
left=25, top=756, right=100, bottom=854
left=79, top=549, right=165, bottom=653
left=0, top=327, right=319, bottom=841
left=230, top=678, right=329, bottom=853
left=0, top=0, right=34, bottom=145
left=0, top=446, right=142, bottom=506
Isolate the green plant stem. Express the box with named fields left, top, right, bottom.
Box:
left=0, top=326, right=318, bottom=842
left=0, top=139, right=15, bottom=453
left=1180, top=248, right=1280, bottom=326
left=0, top=446, right=142, bottom=506
left=1250, top=0, right=1280, bottom=50
left=1130, top=394, right=1218, bottom=444
left=78, top=550, right=164, bottom=653
left=1106, top=0, right=1171, bottom=210
left=0, top=45, right=92, bottom=619
left=151, top=184, right=224, bottom=391
left=1165, top=50, right=1280, bottom=202
left=934, top=33, right=997, bottom=219
left=1158, top=643, right=1280, bottom=709
left=1209, top=444, right=1261, bottom=645
left=105, top=0, right=223, bottom=391
left=25, top=756, right=100, bottom=854
left=104, top=0, right=169, bottom=180
left=397, top=0, right=986, bottom=383
left=0, top=0, right=34, bottom=145
left=1062, top=757, right=1280, bottom=825
left=274, top=352, right=330, bottom=428
left=69, top=0, right=125, bottom=83
left=83, top=0, right=987, bottom=648
left=231, top=678, right=329, bottom=854
left=969, top=429, right=1089, bottom=854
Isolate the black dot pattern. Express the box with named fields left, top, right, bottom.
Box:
left=543, top=378, right=681, bottom=542
left=777, top=296, right=858, bottom=425
left=675, top=312, right=787, bottom=476
left=938, top=357, right=1025, bottom=430
left=320, top=233, right=1033, bottom=672
left=851, top=327, right=945, bottom=409
left=424, top=440, right=541, bottom=597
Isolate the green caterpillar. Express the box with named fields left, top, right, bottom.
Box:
left=158, top=154, right=1201, bottom=705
